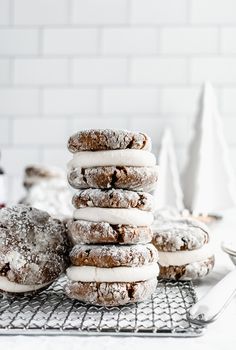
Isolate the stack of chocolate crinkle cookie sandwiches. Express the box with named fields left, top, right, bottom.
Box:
left=66, top=129, right=159, bottom=306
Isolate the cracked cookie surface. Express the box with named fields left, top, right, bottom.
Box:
left=65, top=278, right=157, bottom=306
left=152, top=218, right=210, bottom=252
left=68, top=129, right=151, bottom=152
left=70, top=243, right=158, bottom=268
left=0, top=205, right=69, bottom=286
left=159, top=256, right=215, bottom=280
left=68, top=165, right=158, bottom=192
left=72, top=188, right=153, bottom=211
left=67, top=219, right=153, bottom=245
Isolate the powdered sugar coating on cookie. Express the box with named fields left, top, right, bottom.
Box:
left=72, top=188, right=153, bottom=211
left=68, top=129, right=151, bottom=153
left=68, top=165, right=158, bottom=192
left=152, top=218, right=209, bottom=252
left=0, top=205, right=68, bottom=286
left=70, top=243, right=158, bottom=268
left=159, top=256, right=215, bottom=280
left=65, top=278, right=157, bottom=306
left=67, top=219, right=153, bottom=245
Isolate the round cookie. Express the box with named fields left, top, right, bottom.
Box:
left=152, top=218, right=210, bottom=252
left=0, top=205, right=68, bottom=294
left=68, top=166, right=158, bottom=192
left=67, top=219, right=152, bottom=245
left=23, top=165, right=65, bottom=189
left=70, top=244, right=158, bottom=268
left=152, top=218, right=214, bottom=280
left=65, top=278, right=157, bottom=306
left=72, top=189, right=153, bottom=211
left=68, top=129, right=151, bottom=153
left=159, top=256, right=215, bottom=280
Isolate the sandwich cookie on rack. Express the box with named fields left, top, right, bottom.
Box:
left=66, top=244, right=159, bottom=306
left=67, top=129, right=158, bottom=192
left=0, top=205, right=68, bottom=295
left=152, top=218, right=214, bottom=280
left=67, top=188, right=154, bottom=245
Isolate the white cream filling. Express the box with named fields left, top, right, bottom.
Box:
left=68, top=149, right=156, bottom=169
left=66, top=264, right=159, bottom=283
left=158, top=244, right=214, bottom=267
left=73, top=207, right=154, bottom=226
left=0, top=276, right=51, bottom=293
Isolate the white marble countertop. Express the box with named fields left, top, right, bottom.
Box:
left=1, top=210, right=236, bottom=350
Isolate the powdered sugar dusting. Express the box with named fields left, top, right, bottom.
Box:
left=159, top=256, right=215, bottom=280
left=0, top=205, right=68, bottom=286
left=68, top=129, right=151, bottom=153
left=68, top=165, right=158, bottom=192
left=152, top=218, right=209, bottom=251
left=72, top=188, right=153, bottom=211
left=65, top=278, right=157, bottom=306
left=70, top=243, right=158, bottom=268
left=67, top=219, right=152, bottom=245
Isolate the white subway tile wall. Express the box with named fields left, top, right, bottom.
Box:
left=0, top=59, right=10, bottom=84
left=13, top=0, right=68, bottom=25
left=0, top=0, right=10, bottom=25
left=0, top=29, right=39, bottom=55
left=101, top=28, right=158, bottom=54
left=0, top=0, right=236, bottom=202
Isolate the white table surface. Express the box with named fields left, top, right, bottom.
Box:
left=1, top=210, right=236, bottom=350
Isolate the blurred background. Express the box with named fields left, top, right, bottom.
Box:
left=0, top=0, right=236, bottom=203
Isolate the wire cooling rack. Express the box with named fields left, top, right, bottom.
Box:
left=0, top=277, right=204, bottom=337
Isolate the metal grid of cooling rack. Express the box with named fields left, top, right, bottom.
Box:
left=0, top=277, right=204, bottom=337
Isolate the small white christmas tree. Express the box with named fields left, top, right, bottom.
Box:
left=154, top=128, right=184, bottom=211
left=182, top=81, right=236, bottom=214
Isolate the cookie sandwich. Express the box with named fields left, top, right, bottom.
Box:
left=67, top=188, right=154, bottom=245
left=152, top=218, right=215, bottom=280
left=67, top=129, right=158, bottom=192
left=66, top=244, right=159, bottom=306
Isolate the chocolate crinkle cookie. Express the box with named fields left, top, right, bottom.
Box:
left=68, top=166, right=158, bottom=192
left=152, top=218, right=210, bottom=252
left=159, top=256, right=215, bottom=281
left=70, top=243, right=158, bottom=268
left=66, top=278, right=157, bottom=306
left=68, top=129, right=151, bottom=152
left=72, top=188, right=153, bottom=211
left=0, top=205, right=69, bottom=290
left=67, top=219, right=153, bottom=245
